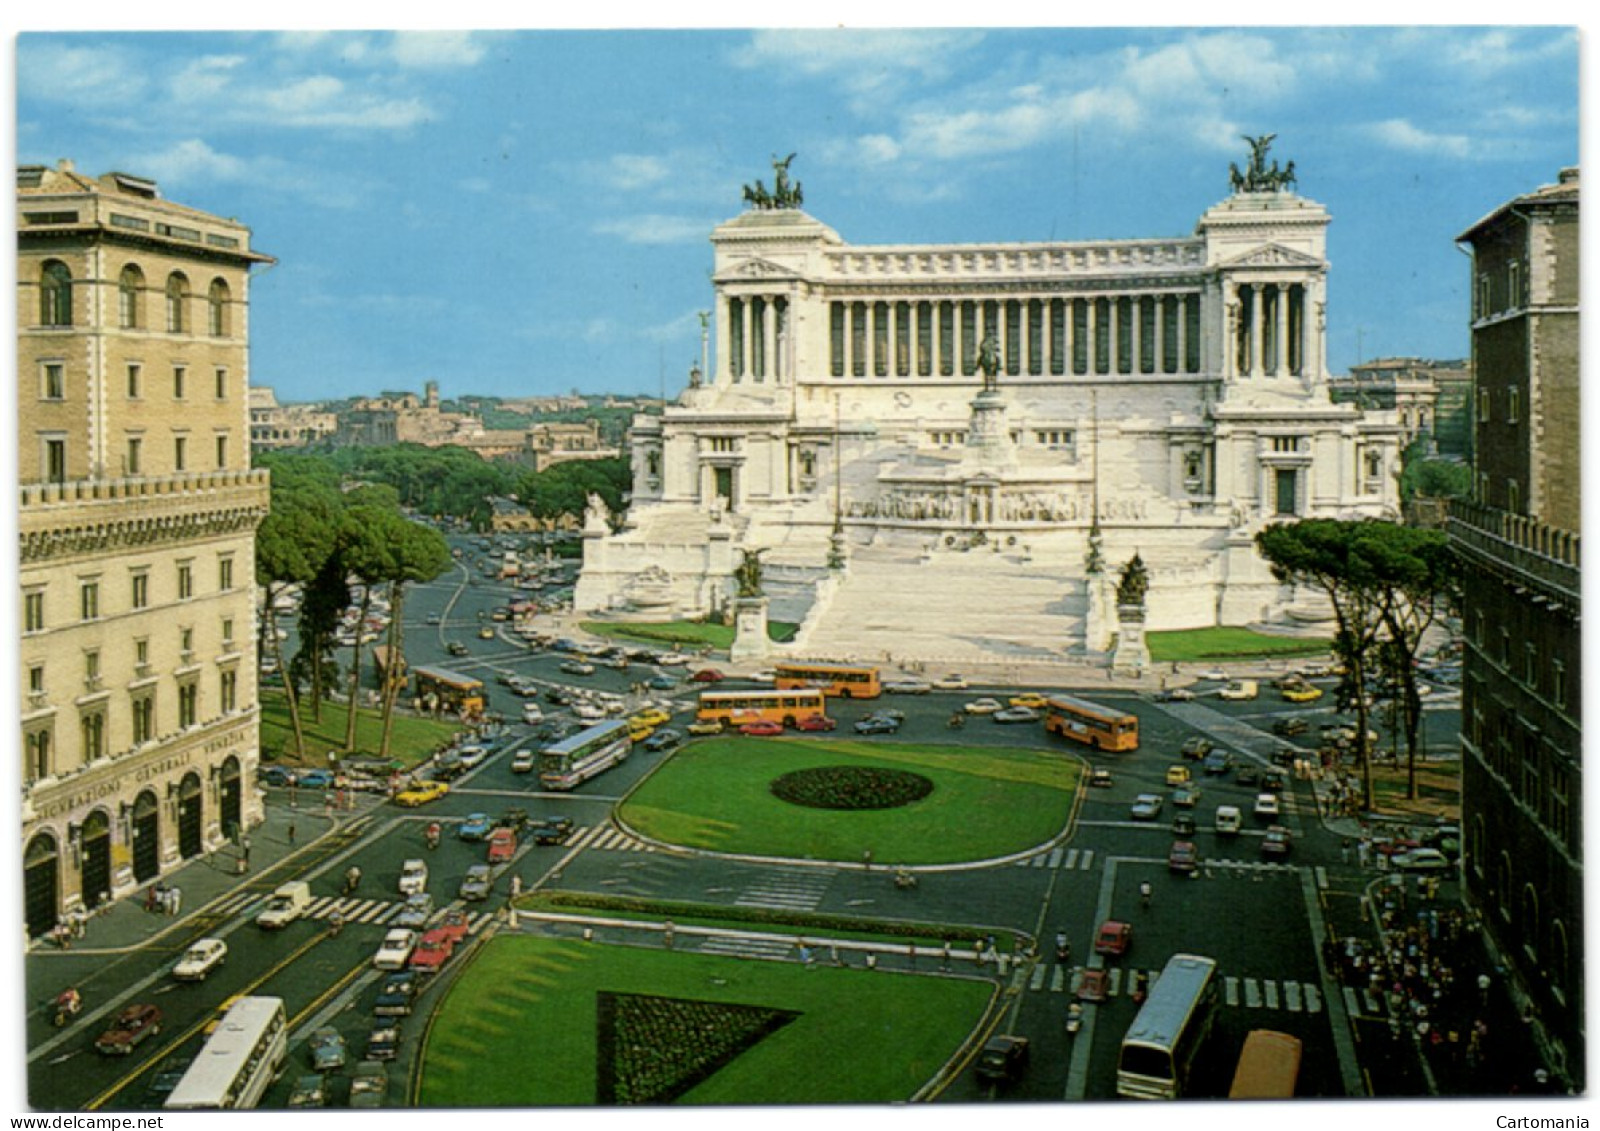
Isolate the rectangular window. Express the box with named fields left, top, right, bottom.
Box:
left=178, top=682, right=198, bottom=728
left=29, top=665, right=45, bottom=695
left=24, top=590, right=45, bottom=633
left=1552, top=660, right=1568, bottom=710
left=81, top=710, right=106, bottom=761
left=218, top=558, right=234, bottom=592
left=44, top=437, right=67, bottom=484
left=134, top=638, right=150, bottom=672
left=180, top=627, right=194, bottom=656
left=829, top=303, right=845, bottom=377
left=1524, top=643, right=1539, bottom=688
left=221, top=616, right=235, bottom=647
left=1274, top=469, right=1298, bottom=516
left=127, top=363, right=142, bottom=398
left=126, top=436, right=142, bottom=476
left=1507, top=479, right=1521, bottom=514
left=1508, top=387, right=1521, bottom=424
left=80, top=581, right=99, bottom=621
left=1478, top=273, right=1492, bottom=319
left=132, top=694, right=154, bottom=745
left=84, top=650, right=101, bottom=689
left=215, top=367, right=228, bottom=399
left=215, top=433, right=229, bottom=468
left=42, top=362, right=65, bottom=400
left=1508, top=261, right=1521, bottom=309
left=174, top=435, right=187, bottom=472
left=1478, top=388, right=1491, bottom=423
left=173, top=366, right=186, bottom=399
left=177, top=563, right=194, bottom=600
left=131, top=572, right=149, bottom=609
left=221, top=669, right=237, bottom=714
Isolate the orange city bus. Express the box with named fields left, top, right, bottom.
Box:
left=1228, top=1030, right=1303, bottom=1099
left=1043, top=694, right=1140, bottom=752
left=697, top=688, right=828, bottom=729
left=773, top=662, right=881, bottom=699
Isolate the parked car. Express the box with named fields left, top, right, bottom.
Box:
left=373, top=971, right=419, bottom=1017
left=643, top=728, right=683, bottom=751
left=964, top=697, right=1004, bottom=715
left=398, top=859, right=428, bottom=897
left=1169, top=840, right=1200, bottom=872
left=457, top=812, right=494, bottom=841
left=932, top=674, right=970, bottom=690
left=689, top=668, right=726, bottom=683
left=1261, top=825, right=1293, bottom=859
left=1130, top=793, right=1163, bottom=820
left=992, top=706, right=1040, bottom=724
left=172, top=937, right=227, bottom=982
left=1093, top=920, right=1133, bottom=956
left=459, top=864, right=493, bottom=901
left=486, top=827, right=517, bottom=864
left=739, top=719, right=784, bottom=736
left=975, top=1035, right=1031, bottom=1084
left=373, top=928, right=419, bottom=971
left=308, top=1027, right=347, bottom=1071
left=258, top=765, right=295, bottom=787
left=95, top=1004, right=163, bottom=1055
left=883, top=679, right=931, bottom=694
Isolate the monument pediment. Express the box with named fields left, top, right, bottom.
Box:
left=1219, top=242, right=1323, bottom=270
left=716, top=256, right=803, bottom=282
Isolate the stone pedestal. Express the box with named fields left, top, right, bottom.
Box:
left=729, top=596, right=772, bottom=663
left=1111, top=603, right=1151, bottom=677
left=1084, top=573, right=1114, bottom=653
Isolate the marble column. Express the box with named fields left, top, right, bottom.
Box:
left=1275, top=284, right=1290, bottom=378
left=1248, top=284, right=1264, bottom=377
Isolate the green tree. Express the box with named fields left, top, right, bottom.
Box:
left=515, top=457, right=630, bottom=524
left=338, top=495, right=403, bottom=752
left=377, top=520, right=454, bottom=758
left=1256, top=520, right=1387, bottom=812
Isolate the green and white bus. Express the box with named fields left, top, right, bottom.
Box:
left=1116, top=954, right=1220, bottom=1099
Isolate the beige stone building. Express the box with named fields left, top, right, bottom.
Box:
left=17, top=161, right=273, bottom=938
left=249, top=386, right=337, bottom=452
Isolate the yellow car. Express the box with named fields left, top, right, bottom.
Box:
left=395, top=781, right=450, bottom=807
left=1282, top=685, right=1324, bottom=703
left=1008, top=692, right=1050, bottom=709
left=630, top=708, right=672, bottom=729
left=1165, top=764, right=1192, bottom=787
left=628, top=723, right=656, bottom=744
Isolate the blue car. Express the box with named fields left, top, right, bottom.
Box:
left=296, top=769, right=336, bottom=790
left=854, top=716, right=901, bottom=735
left=259, top=766, right=294, bottom=787
left=647, top=675, right=678, bottom=690
left=457, top=813, right=493, bottom=842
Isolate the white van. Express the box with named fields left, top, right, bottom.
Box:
left=256, top=881, right=313, bottom=929
left=1214, top=805, right=1242, bottom=836
left=1219, top=680, right=1259, bottom=701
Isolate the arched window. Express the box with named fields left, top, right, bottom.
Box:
left=119, top=265, right=145, bottom=329
left=207, top=278, right=230, bottom=337
left=40, top=260, right=73, bottom=326
left=165, top=272, right=189, bottom=334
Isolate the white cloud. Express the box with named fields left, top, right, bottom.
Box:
left=1367, top=119, right=1473, bottom=160
left=252, top=75, right=431, bottom=130
left=17, top=40, right=148, bottom=105
left=588, top=154, right=673, bottom=192
left=593, top=214, right=709, bottom=245
left=169, top=55, right=247, bottom=104
left=388, top=31, right=490, bottom=69
left=132, top=138, right=254, bottom=185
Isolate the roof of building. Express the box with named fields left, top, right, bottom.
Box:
left=1457, top=166, right=1579, bottom=243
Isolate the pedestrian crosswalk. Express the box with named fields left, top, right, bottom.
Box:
left=566, top=823, right=660, bottom=854
left=732, top=867, right=836, bottom=912
left=1014, top=847, right=1097, bottom=871
left=208, top=889, right=495, bottom=934
left=1028, top=962, right=1323, bottom=1014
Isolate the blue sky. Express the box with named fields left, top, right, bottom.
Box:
left=11, top=22, right=1582, bottom=405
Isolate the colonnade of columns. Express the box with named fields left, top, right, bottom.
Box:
left=823, top=294, right=1200, bottom=380
left=1231, top=281, right=1309, bottom=378
left=722, top=294, right=789, bottom=383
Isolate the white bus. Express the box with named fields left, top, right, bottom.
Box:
left=1116, top=954, right=1220, bottom=1099
left=165, top=996, right=287, bottom=1110
left=540, top=719, right=631, bottom=791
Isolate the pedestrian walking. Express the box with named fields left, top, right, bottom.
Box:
left=287, top=821, right=297, bottom=845
left=170, top=887, right=182, bottom=916
left=1341, top=839, right=1352, bottom=865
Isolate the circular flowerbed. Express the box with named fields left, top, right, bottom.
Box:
left=769, top=765, right=934, bottom=811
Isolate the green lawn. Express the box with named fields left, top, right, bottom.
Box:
left=581, top=619, right=799, bottom=648
left=1147, top=626, right=1333, bottom=662
left=417, top=935, right=991, bottom=1106
left=257, top=690, right=461, bottom=770
left=618, top=737, right=1080, bottom=864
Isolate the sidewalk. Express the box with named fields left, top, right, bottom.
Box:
left=27, top=799, right=344, bottom=961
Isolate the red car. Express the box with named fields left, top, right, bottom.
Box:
left=1093, top=920, right=1133, bottom=957
left=407, top=927, right=459, bottom=974
left=1073, top=968, right=1110, bottom=1002
left=738, top=720, right=784, bottom=736
left=95, top=1003, right=163, bottom=1055
left=486, top=827, right=516, bottom=864
left=794, top=715, right=837, bottom=732
left=690, top=669, right=725, bottom=683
